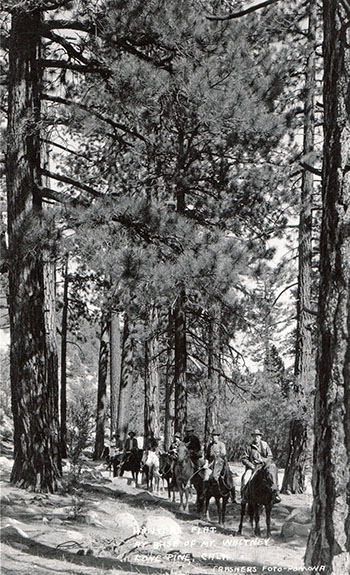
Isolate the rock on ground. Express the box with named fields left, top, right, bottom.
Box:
left=141, top=515, right=182, bottom=537
left=113, top=511, right=140, bottom=537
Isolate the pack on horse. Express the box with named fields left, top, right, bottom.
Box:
left=120, top=449, right=143, bottom=486
left=202, top=457, right=236, bottom=525
left=238, top=459, right=280, bottom=537
left=173, top=444, right=203, bottom=513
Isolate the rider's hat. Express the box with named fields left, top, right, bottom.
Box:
left=252, top=429, right=263, bottom=436
left=185, top=427, right=194, bottom=433
left=174, top=432, right=181, bottom=438
left=128, top=431, right=136, bottom=437
left=211, top=429, right=220, bottom=436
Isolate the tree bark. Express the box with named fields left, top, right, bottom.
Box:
left=117, top=315, right=134, bottom=440
left=6, top=9, right=61, bottom=491
left=173, top=138, right=188, bottom=438
left=282, top=0, right=317, bottom=494
left=164, top=309, right=175, bottom=450
left=174, top=288, right=187, bottom=437
left=93, top=314, right=109, bottom=460
left=144, top=305, right=160, bottom=441
left=60, top=253, right=69, bottom=459
left=305, top=1, right=350, bottom=572
left=204, top=309, right=220, bottom=446
left=109, top=311, right=121, bottom=439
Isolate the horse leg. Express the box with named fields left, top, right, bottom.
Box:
left=184, top=485, right=190, bottom=513
left=179, top=487, right=184, bottom=511
left=248, top=502, right=255, bottom=534
left=265, top=504, right=272, bottom=538
left=205, top=495, right=211, bottom=521
left=237, top=502, right=246, bottom=535
left=196, top=488, right=204, bottom=515
left=216, top=497, right=222, bottom=524
left=155, top=474, right=160, bottom=494
left=254, top=504, right=261, bottom=537
left=222, top=496, right=228, bottom=525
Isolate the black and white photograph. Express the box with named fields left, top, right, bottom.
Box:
left=0, top=1, right=349, bottom=574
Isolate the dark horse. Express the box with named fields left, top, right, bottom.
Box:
left=238, top=460, right=280, bottom=537
left=120, top=449, right=143, bottom=486
left=159, top=453, right=174, bottom=499
left=173, top=444, right=203, bottom=513
left=202, top=458, right=236, bottom=525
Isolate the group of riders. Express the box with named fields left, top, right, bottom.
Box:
left=106, top=426, right=280, bottom=503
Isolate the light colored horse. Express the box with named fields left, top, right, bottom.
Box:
left=173, top=443, right=196, bottom=513
left=142, top=450, right=160, bottom=493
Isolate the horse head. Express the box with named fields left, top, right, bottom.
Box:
left=177, top=443, right=191, bottom=463
left=261, top=460, right=279, bottom=494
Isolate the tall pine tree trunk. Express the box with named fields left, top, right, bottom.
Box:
left=174, top=288, right=187, bottom=437
left=204, top=309, right=220, bottom=445
left=282, top=0, right=317, bottom=494
left=173, top=138, right=187, bottom=437
left=164, top=310, right=175, bottom=450
left=93, top=314, right=109, bottom=460
left=60, top=253, right=69, bottom=459
left=117, top=316, right=134, bottom=440
left=110, top=311, right=121, bottom=439
left=305, top=1, right=350, bottom=572
left=6, top=9, right=61, bottom=491
left=144, top=305, right=160, bottom=441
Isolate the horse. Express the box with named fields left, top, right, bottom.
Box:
left=173, top=444, right=203, bottom=513
left=202, top=458, right=236, bottom=525
left=142, top=450, right=160, bottom=493
left=120, top=449, right=143, bottom=486
left=237, top=459, right=280, bottom=538
left=111, top=453, right=123, bottom=477
left=159, top=453, right=174, bottom=499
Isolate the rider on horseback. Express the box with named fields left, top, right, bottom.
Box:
left=184, top=427, right=202, bottom=471
left=111, top=433, right=124, bottom=476
left=121, top=430, right=139, bottom=473
left=168, top=432, right=182, bottom=472
left=204, top=430, right=227, bottom=481
left=241, top=429, right=281, bottom=503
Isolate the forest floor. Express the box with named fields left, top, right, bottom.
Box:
left=0, top=441, right=318, bottom=575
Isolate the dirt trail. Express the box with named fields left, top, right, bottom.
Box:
left=0, top=456, right=315, bottom=575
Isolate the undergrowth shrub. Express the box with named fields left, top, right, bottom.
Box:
left=66, top=394, right=95, bottom=485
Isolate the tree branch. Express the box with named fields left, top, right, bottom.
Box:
left=40, top=26, right=112, bottom=79
left=41, top=138, right=95, bottom=162
left=36, top=185, right=91, bottom=206
left=42, top=93, right=146, bottom=142
left=300, top=161, right=322, bottom=176
left=41, top=169, right=103, bottom=198
left=45, top=19, right=94, bottom=32
left=206, top=0, right=280, bottom=21
left=40, top=58, right=99, bottom=74
left=2, top=0, right=72, bottom=10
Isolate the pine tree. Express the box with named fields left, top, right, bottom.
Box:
left=305, top=1, right=350, bottom=571
left=6, top=7, right=62, bottom=491
left=282, top=0, right=318, bottom=495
